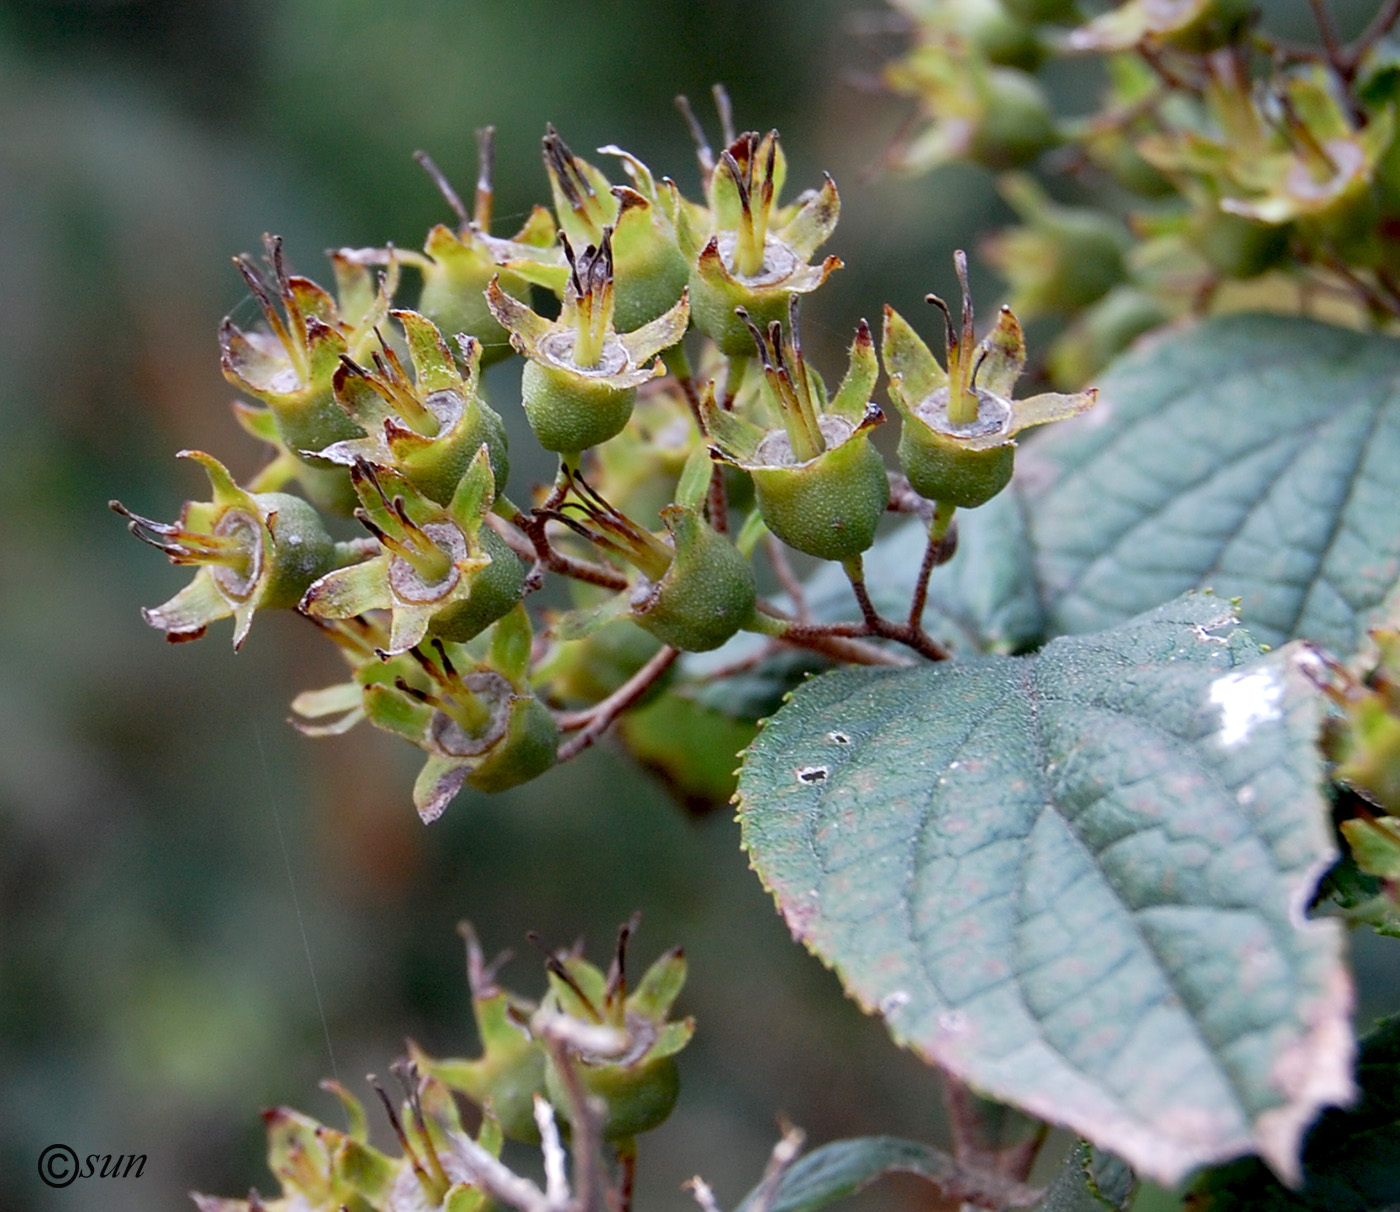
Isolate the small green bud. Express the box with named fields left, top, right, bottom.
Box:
left=538, top=128, right=692, bottom=330
left=983, top=174, right=1129, bottom=318
left=539, top=473, right=755, bottom=652
left=220, top=235, right=388, bottom=457
left=487, top=231, right=690, bottom=455
left=318, top=309, right=509, bottom=504
left=400, top=609, right=557, bottom=818
left=538, top=919, right=694, bottom=1141
left=885, top=49, right=1055, bottom=172
left=677, top=129, right=842, bottom=355
left=113, top=451, right=344, bottom=648
left=629, top=506, right=758, bottom=652
left=882, top=253, right=1095, bottom=508
left=704, top=304, right=889, bottom=560
left=301, top=449, right=523, bottom=655
left=407, top=131, right=558, bottom=367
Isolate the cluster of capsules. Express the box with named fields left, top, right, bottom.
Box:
left=882, top=0, right=1400, bottom=385
left=116, top=103, right=1092, bottom=821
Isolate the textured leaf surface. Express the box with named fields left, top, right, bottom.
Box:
left=733, top=1136, right=1036, bottom=1212
left=738, top=595, right=1350, bottom=1185
left=1029, top=1141, right=1135, bottom=1212
left=1020, top=315, right=1400, bottom=654
left=1189, top=1014, right=1400, bottom=1211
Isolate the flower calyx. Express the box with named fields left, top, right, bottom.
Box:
left=529, top=126, right=691, bottom=330
left=982, top=173, right=1130, bottom=319
left=113, top=451, right=344, bottom=649
left=220, top=234, right=394, bottom=457
left=299, top=448, right=522, bottom=655
left=883, top=42, right=1056, bottom=173
left=486, top=229, right=690, bottom=456
left=882, top=251, right=1096, bottom=508
left=364, top=607, right=557, bottom=818
left=315, top=308, right=509, bottom=505
left=536, top=916, right=694, bottom=1141
left=703, top=299, right=889, bottom=560
left=678, top=127, right=842, bottom=354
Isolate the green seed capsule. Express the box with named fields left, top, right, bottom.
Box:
left=630, top=507, right=757, bottom=652
left=750, top=425, right=890, bottom=561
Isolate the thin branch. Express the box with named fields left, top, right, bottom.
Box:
left=494, top=508, right=631, bottom=594
left=556, top=646, right=680, bottom=760
left=1346, top=0, right=1400, bottom=71
left=765, top=535, right=810, bottom=621
left=907, top=535, right=942, bottom=632
left=1307, top=0, right=1345, bottom=69
left=446, top=1130, right=555, bottom=1212
left=535, top=1096, right=570, bottom=1205
left=845, top=570, right=953, bottom=662
left=615, top=1138, right=637, bottom=1212
left=745, top=1124, right=807, bottom=1212
left=707, top=464, right=730, bottom=535
left=908, top=503, right=956, bottom=630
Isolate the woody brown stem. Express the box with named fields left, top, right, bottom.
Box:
left=556, top=646, right=680, bottom=760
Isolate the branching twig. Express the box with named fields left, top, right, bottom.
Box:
left=765, top=535, right=810, bottom=621
left=448, top=1128, right=558, bottom=1212
left=490, top=513, right=631, bottom=592
left=844, top=566, right=952, bottom=662
left=1346, top=0, right=1400, bottom=72
left=556, top=646, right=680, bottom=760
left=534, top=1012, right=609, bottom=1212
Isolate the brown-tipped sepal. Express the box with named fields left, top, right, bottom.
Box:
left=113, top=451, right=340, bottom=649
left=300, top=449, right=523, bottom=655
left=319, top=311, right=510, bottom=504
left=410, top=924, right=548, bottom=1143
left=540, top=928, right=694, bottom=1141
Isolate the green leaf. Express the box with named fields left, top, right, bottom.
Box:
left=733, top=1136, right=1036, bottom=1212
left=1019, top=314, right=1400, bottom=655
left=738, top=594, right=1350, bottom=1186
left=1189, top=1014, right=1400, bottom=1211
left=1029, top=1141, right=1136, bottom=1212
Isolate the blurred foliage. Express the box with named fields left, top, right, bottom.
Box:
left=8, top=3, right=1400, bottom=1211
left=0, top=2, right=995, bottom=1210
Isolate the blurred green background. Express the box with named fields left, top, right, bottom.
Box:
left=4, top=3, right=1397, bottom=1211
left=0, top=2, right=1000, bottom=1209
